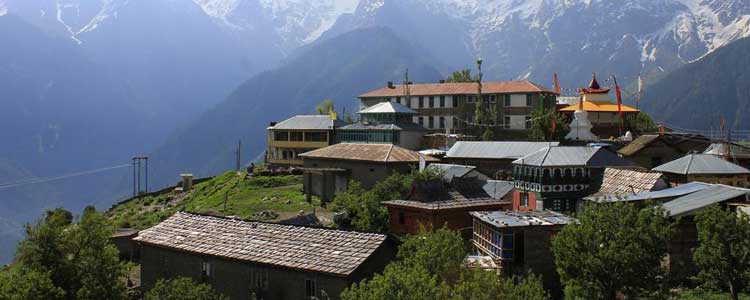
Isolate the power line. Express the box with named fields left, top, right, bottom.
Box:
left=0, top=164, right=131, bottom=190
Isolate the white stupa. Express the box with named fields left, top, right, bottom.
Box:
left=565, top=74, right=601, bottom=141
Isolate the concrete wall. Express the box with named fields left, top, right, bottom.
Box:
left=303, top=158, right=414, bottom=188
left=399, top=130, right=426, bottom=150
left=387, top=203, right=510, bottom=237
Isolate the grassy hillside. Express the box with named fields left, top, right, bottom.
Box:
left=107, top=172, right=328, bottom=230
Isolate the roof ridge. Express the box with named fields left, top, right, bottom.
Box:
left=685, top=154, right=695, bottom=174
left=385, top=144, right=395, bottom=162
left=175, top=211, right=389, bottom=235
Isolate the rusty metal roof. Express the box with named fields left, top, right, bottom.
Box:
left=299, top=143, right=439, bottom=163
left=359, top=80, right=554, bottom=98
left=133, top=212, right=388, bottom=276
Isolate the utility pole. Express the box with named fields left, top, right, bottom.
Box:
left=132, top=158, right=137, bottom=197
left=144, top=156, right=149, bottom=193
left=235, top=140, right=242, bottom=171
left=132, top=156, right=148, bottom=198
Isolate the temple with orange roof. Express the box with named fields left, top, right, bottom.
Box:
left=559, top=74, right=640, bottom=138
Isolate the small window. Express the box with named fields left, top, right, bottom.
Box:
left=440, top=96, right=445, bottom=107
left=429, top=96, right=434, bottom=108
left=489, top=95, right=497, bottom=103
left=305, top=279, right=316, bottom=299
left=419, top=96, right=424, bottom=108
left=520, top=193, right=529, bottom=207
left=452, top=96, right=458, bottom=107
left=396, top=96, right=402, bottom=104
left=439, top=117, right=446, bottom=129
left=201, top=261, right=212, bottom=279
left=418, top=117, right=424, bottom=126
left=503, top=95, right=511, bottom=107
left=526, top=94, right=533, bottom=107
left=504, top=116, right=511, bottom=129
left=468, top=95, right=475, bottom=103
left=370, top=168, right=375, bottom=172
left=428, top=117, right=434, bottom=129
left=398, top=212, right=405, bottom=225
left=525, top=116, right=532, bottom=129
left=274, top=131, right=289, bottom=141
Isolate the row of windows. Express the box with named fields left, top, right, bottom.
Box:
left=272, top=131, right=328, bottom=142
left=391, top=93, right=537, bottom=109
left=417, top=116, right=448, bottom=129
left=337, top=131, right=400, bottom=144
left=514, top=167, right=591, bottom=179
left=473, top=222, right=514, bottom=260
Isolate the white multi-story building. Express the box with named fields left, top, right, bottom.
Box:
left=358, top=80, right=558, bottom=138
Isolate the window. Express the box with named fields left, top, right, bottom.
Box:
left=520, top=193, right=529, bottom=207
left=305, top=132, right=327, bottom=142
left=452, top=96, right=458, bottom=107
left=274, top=131, right=288, bottom=141
left=305, top=279, right=317, bottom=299
left=453, top=117, right=459, bottom=128
left=201, top=261, right=212, bottom=280
left=396, top=96, right=402, bottom=104
left=370, top=168, right=375, bottom=172
left=489, top=95, right=497, bottom=103
left=439, top=117, right=446, bottom=129
left=504, top=116, right=511, bottom=129
left=289, top=131, right=304, bottom=141
left=440, top=95, right=445, bottom=107
left=525, top=116, right=532, bottom=129
left=526, top=94, right=533, bottom=107
left=503, top=95, right=511, bottom=107
left=429, top=96, right=434, bottom=108
left=419, top=96, right=424, bottom=108
left=468, top=95, right=475, bottom=103
left=398, top=212, right=405, bottom=225
left=428, top=117, right=434, bottom=128
left=418, top=117, right=424, bottom=126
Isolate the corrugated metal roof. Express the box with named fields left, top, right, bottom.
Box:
left=428, top=163, right=480, bottom=181
left=338, top=122, right=426, bottom=131
left=446, top=141, right=557, bottom=160
left=559, top=100, right=639, bottom=112
left=585, top=181, right=712, bottom=202
left=270, top=115, right=346, bottom=130
left=299, top=143, right=439, bottom=163
left=662, top=184, right=750, bottom=217
left=383, top=179, right=513, bottom=210
left=358, top=101, right=417, bottom=114
left=653, top=153, right=750, bottom=175
left=704, top=143, right=750, bottom=158
left=359, top=80, right=554, bottom=98
left=481, top=180, right=515, bottom=200
left=513, top=146, right=633, bottom=167
left=470, top=210, right=575, bottom=228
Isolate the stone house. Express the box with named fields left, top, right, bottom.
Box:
left=134, top=212, right=397, bottom=300
left=617, top=133, right=711, bottom=169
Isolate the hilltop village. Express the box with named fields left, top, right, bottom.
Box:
left=6, top=72, right=750, bottom=300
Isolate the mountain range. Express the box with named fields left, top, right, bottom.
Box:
left=1, top=0, right=750, bottom=263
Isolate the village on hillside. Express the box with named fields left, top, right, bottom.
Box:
left=8, top=68, right=750, bottom=300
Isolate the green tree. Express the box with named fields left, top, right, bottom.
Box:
left=444, top=69, right=474, bottom=83
left=145, top=277, right=227, bottom=300
left=634, top=112, right=659, bottom=133
left=342, top=227, right=547, bottom=300
left=551, top=202, right=673, bottom=299
left=693, top=205, right=750, bottom=300
left=529, top=105, right=568, bottom=141
left=10, top=207, right=127, bottom=300
left=331, top=172, right=414, bottom=232
left=315, top=99, right=335, bottom=115
left=69, top=207, right=127, bottom=300
left=0, top=267, right=65, bottom=300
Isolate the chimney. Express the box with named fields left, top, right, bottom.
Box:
left=439, top=79, right=445, bottom=83
left=269, top=121, right=277, bottom=127
left=387, top=81, right=394, bottom=89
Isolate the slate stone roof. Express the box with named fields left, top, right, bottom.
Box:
left=299, top=143, right=439, bottom=163
left=513, top=146, right=633, bottom=167
left=471, top=211, right=575, bottom=228
left=618, top=133, right=711, bottom=156
left=383, top=180, right=513, bottom=210
left=653, top=153, right=750, bottom=175
left=589, top=167, right=666, bottom=197
left=359, top=80, right=553, bottom=98
left=269, top=115, right=346, bottom=130
left=446, top=141, right=558, bottom=160
left=133, top=212, right=388, bottom=276
left=358, top=101, right=417, bottom=114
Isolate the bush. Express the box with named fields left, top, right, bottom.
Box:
left=145, top=277, right=227, bottom=300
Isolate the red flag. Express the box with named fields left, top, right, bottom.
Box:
left=613, top=75, right=623, bottom=118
